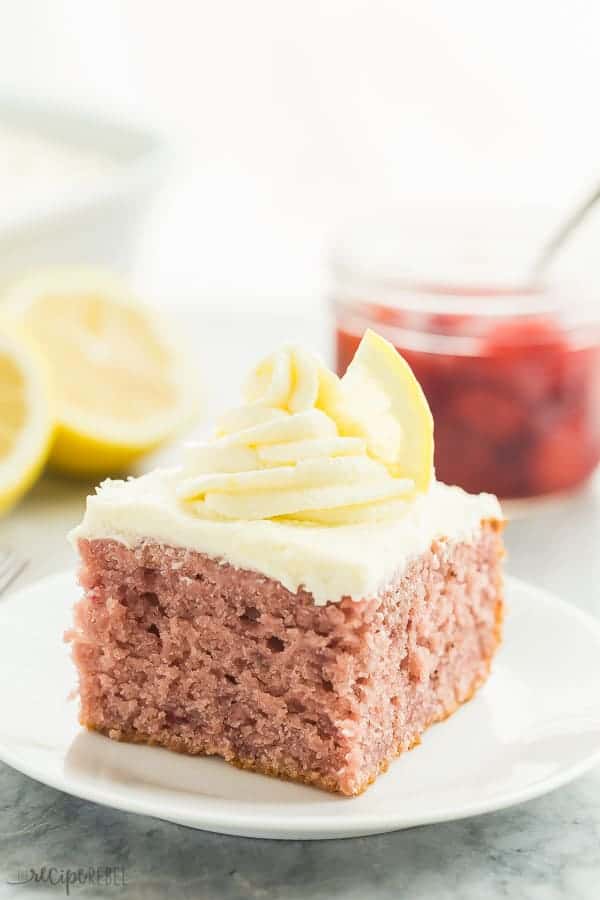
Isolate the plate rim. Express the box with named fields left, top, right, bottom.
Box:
left=2, top=571, right=600, bottom=839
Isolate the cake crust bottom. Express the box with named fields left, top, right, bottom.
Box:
left=70, top=520, right=504, bottom=796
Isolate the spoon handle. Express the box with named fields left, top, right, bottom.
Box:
left=532, top=182, right=600, bottom=279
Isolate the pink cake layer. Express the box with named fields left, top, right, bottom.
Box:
left=68, top=521, right=503, bottom=796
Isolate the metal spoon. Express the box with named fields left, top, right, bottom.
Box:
left=532, top=182, right=600, bottom=279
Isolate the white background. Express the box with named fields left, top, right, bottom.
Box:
left=2, top=1, right=600, bottom=311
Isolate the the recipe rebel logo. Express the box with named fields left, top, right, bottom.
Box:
left=7, top=865, right=127, bottom=894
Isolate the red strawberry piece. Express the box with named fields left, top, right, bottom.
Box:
left=448, top=385, right=527, bottom=442
left=484, top=317, right=567, bottom=355
left=529, top=417, right=598, bottom=495
left=336, top=329, right=361, bottom=376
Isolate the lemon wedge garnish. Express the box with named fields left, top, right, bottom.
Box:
left=3, top=268, right=199, bottom=477
left=0, top=325, right=53, bottom=513
left=336, top=329, right=434, bottom=491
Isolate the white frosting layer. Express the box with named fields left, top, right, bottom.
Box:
left=70, top=469, right=502, bottom=606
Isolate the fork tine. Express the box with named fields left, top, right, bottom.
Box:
left=0, top=546, right=18, bottom=567
left=1, top=549, right=25, bottom=577
left=0, top=550, right=27, bottom=596
left=0, top=553, right=26, bottom=592
left=0, top=548, right=15, bottom=576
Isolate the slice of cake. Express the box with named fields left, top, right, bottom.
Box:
left=68, top=331, right=504, bottom=796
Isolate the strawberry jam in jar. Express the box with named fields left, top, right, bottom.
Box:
left=332, top=242, right=600, bottom=500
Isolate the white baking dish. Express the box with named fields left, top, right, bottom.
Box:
left=0, top=94, right=168, bottom=290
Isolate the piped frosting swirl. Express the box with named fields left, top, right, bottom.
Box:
left=176, top=346, right=415, bottom=524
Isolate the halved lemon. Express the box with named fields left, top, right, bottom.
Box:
left=335, top=329, right=434, bottom=491
left=0, top=325, right=53, bottom=513
left=3, top=269, right=199, bottom=477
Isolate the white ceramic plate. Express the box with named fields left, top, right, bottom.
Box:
left=1, top=572, right=600, bottom=840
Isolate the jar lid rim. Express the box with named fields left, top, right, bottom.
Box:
left=330, top=218, right=600, bottom=321
left=331, top=253, right=599, bottom=323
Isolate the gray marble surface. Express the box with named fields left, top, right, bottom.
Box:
left=1, top=310, right=599, bottom=898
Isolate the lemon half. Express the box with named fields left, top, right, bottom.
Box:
left=0, top=325, right=53, bottom=513
left=3, top=269, right=199, bottom=477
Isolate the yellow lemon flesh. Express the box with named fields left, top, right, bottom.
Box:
left=3, top=269, right=198, bottom=477
left=0, top=326, right=53, bottom=513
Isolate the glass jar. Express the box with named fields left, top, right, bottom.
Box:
left=331, top=236, right=600, bottom=500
